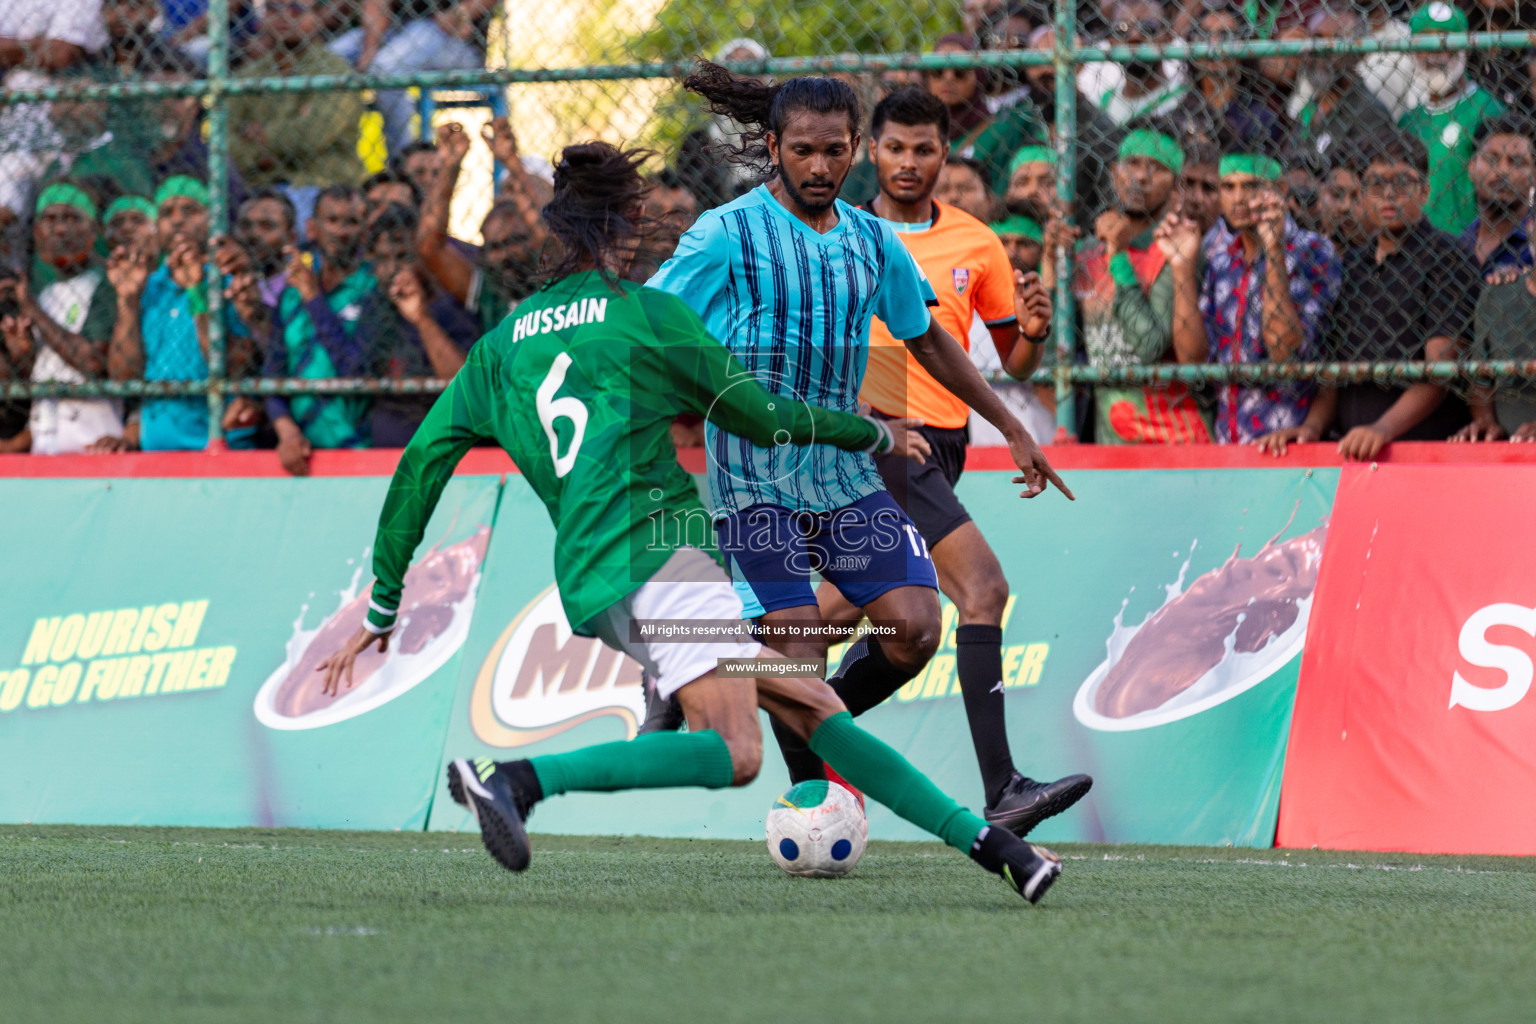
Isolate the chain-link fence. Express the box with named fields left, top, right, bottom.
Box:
left=3, top=0, right=1536, bottom=453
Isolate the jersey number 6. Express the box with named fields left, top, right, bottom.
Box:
left=537, top=352, right=589, bottom=478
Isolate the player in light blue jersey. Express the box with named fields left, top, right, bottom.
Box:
left=647, top=63, right=1073, bottom=823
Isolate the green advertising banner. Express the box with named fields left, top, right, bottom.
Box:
left=0, top=475, right=501, bottom=831
left=428, top=467, right=1337, bottom=848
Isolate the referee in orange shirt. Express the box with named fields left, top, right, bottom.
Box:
left=820, top=88, right=1091, bottom=835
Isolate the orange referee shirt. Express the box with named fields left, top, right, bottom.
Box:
left=862, top=201, right=1017, bottom=429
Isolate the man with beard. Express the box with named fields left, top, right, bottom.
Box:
left=1398, top=4, right=1504, bottom=235
left=356, top=204, right=480, bottom=446
left=835, top=89, right=1091, bottom=829
left=1077, top=127, right=1211, bottom=443
left=648, top=64, right=1076, bottom=839
left=111, top=176, right=260, bottom=451
left=1197, top=153, right=1340, bottom=444
left=419, top=124, right=546, bottom=334
left=0, top=184, right=124, bottom=454
left=1284, top=9, right=1397, bottom=172
left=1460, top=116, right=1535, bottom=273
left=235, top=188, right=296, bottom=313
left=263, top=184, right=372, bottom=474
left=970, top=26, right=1118, bottom=218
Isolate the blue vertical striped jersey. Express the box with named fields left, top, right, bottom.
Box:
left=646, top=185, right=936, bottom=517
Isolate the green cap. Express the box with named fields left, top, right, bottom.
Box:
left=35, top=183, right=98, bottom=220
left=103, top=195, right=157, bottom=224
left=1409, top=2, right=1468, bottom=34
left=990, top=215, right=1043, bottom=241
left=1008, top=145, right=1059, bottom=177
left=1218, top=153, right=1283, bottom=181
left=1118, top=129, right=1184, bottom=175
left=154, top=175, right=209, bottom=211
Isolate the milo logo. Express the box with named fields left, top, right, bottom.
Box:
left=470, top=586, right=643, bottom=747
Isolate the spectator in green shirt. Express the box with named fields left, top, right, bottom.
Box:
left=229, top=0, right=365, bottom=191
left=1397, top=3, right=1505, bottom=235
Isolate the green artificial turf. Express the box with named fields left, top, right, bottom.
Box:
left=2, top=826, right=1533, bottom=1023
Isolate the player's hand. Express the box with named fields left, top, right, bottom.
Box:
left=1337, top=424, right=1389, bottom=461
left=1008, top=427, right=1074, bottom=500
left=316, top=625, right=390, bottom=697
left=886, top=417, right=930, bottom=464
left=1253, top=424, right=1317, bottom=457
left=1450, top=417, right=1505, bottom=442
left=1014, top=269, right=1052, bottom=339
left=1512, top=419, right=1536, bottom=442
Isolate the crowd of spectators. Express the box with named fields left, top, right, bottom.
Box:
left=4, top=0, right=1536, bottom=465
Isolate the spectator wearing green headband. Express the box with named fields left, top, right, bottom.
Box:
left=1198, top=153, right=1341, bottom=444
left=0, top=183, right=128, bottom=455
left=111, top=175, right=260, bottom=451
left=1076, top=127, right=1212, bottom=443
left=103, top=195, right=158, bottom=264
left=1398, top=3, right=1505, bottom=235
left=1002, top=146, right=1056, bottom=228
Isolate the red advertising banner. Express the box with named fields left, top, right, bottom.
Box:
left=1278, top=464, right=1536, bottom=855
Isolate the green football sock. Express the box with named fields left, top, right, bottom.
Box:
left=529, top=730, right=735, bottom=797
left=808, top=712, right=988, bottom=855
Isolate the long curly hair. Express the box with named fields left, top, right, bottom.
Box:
left=540, top=141, right=655, bottom=283
left=682, top=60, right=862, bottom=177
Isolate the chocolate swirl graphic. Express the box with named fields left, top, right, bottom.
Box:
left=272, top=526, right=491, bottom=718
left=1094, top=526, right=1326, bottom=719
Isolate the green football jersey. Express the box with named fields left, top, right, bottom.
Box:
left=1399, top=84, right=1504, bottom=235
left=363, top=270, right=884, bottom=636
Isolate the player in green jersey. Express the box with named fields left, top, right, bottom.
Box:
left=316, top=142, right=1066, bottom=903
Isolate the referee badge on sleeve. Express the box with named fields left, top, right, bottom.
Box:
left=952, top=268, right=970, bottom=295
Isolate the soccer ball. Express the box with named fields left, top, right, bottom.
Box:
left=765, top=780, right=868, bottom=878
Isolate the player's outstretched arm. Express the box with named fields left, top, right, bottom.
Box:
left=667, top=333, right=929, bottom=461
left=904, top=319, right=1073, bottom=500
left=643, top=289, right=929, bottom=459
left=315, top=357, right=493, bottom=694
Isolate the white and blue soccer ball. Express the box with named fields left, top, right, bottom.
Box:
left=765, top=780, right=868, bottom=878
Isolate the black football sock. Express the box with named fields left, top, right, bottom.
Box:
left=954, top=624, right=1016, bottom=806
left=494, top=758, right=546, bottom=807
left=969, top=824, right=1005, bottom=874
left=771, top=638, right=918, bottom=783
left=770, top=714, right=828, bottom=785
left=830, top=637, right=918, bottom=714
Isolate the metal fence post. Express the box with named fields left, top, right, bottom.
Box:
left=1052, top=0, right=1078, bottom=436
left=205, top=0, right=230, bottom=448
